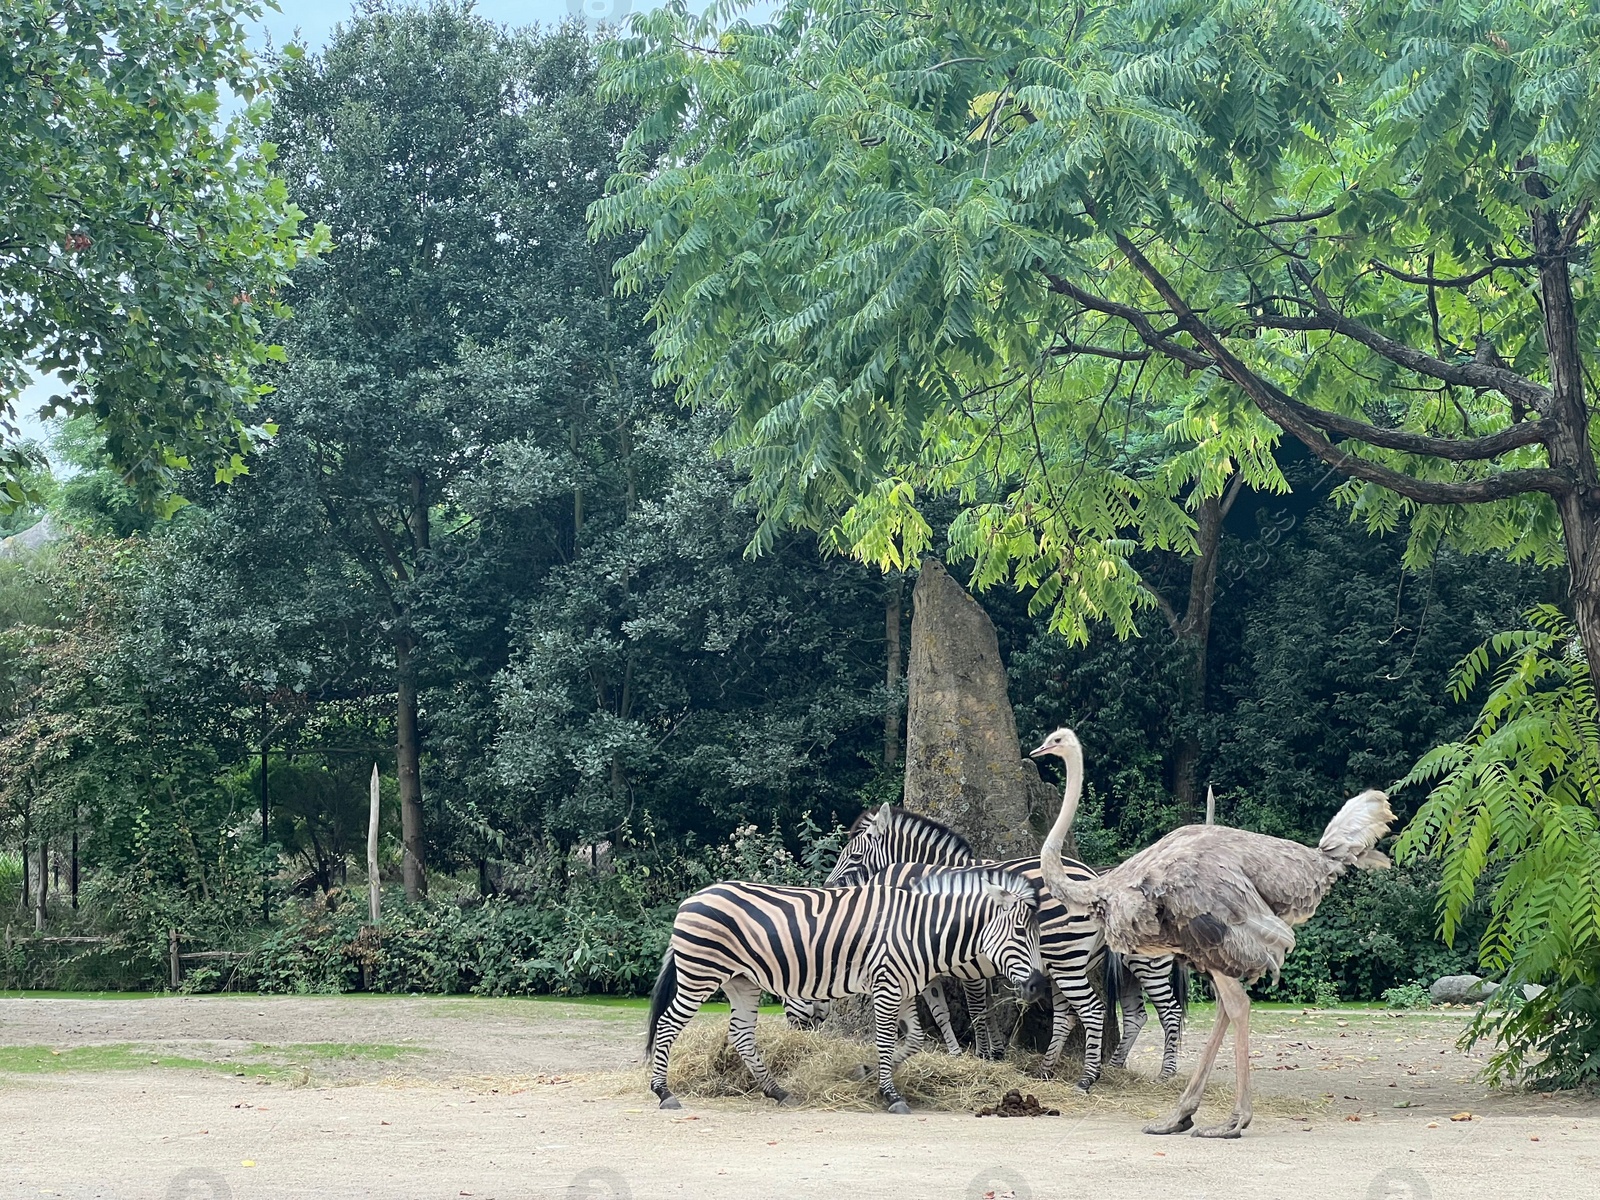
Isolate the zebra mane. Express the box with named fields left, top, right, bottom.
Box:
left=848, top=805, right=975, bottom=857
left=908, top=865, right=1039, bottom=906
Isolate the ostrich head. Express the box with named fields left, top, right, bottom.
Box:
left=1029, top=727, right=1079, bottom=760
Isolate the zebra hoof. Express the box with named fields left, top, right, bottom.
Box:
left=1073, top=1074, right=1097, bottom=1093
left=1109, top=1057, right=1129, bottom=1070
left=658, top=1095, right=682, bottom=1110
left=1033, top=1065, right=1056, bottom=1081
left=771, top=1090, right=799, bottom=1108
left=886, top=1100, right=912, bottom=1115
left=846, top=1064, right=870, bottom=1082
left=1156, top=1069, right=1176, bottom=1083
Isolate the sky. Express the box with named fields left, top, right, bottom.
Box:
left=14, top=0, right=664, bottom=455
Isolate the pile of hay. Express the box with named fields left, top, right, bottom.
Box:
left=618, top=1016, right=1301, bottom=1116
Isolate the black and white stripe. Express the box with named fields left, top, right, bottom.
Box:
left=645, top=873, right=1048, bottom=1112
left=828, top=804, right=1187, bottom=1086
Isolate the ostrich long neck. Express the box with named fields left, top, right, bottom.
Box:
left=1037, top=736, right=1098, bottom=911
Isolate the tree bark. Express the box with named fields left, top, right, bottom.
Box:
left=34, top=838, right=47, bottom=931
left=1531, top=203, right=1600, bottom=697
left=884, top=573, right=904, bottom=766
left=396, top=632, right=428, bottom=901
left=1171, top=493, right=1227, bottom=816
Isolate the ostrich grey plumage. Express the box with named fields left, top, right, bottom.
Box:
left=1030, top=727, right=1395, bottom=1138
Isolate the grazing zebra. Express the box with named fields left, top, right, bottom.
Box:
left=646, top=873, right=1050, bottom=1113
left=827, top=804, right=1188, bottom=1085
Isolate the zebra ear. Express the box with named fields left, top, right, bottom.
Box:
left=870, top=803, right=893, bottom=836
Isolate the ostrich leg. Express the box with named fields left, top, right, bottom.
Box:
left=1143, top=973, right=1235, bottom=1135
left=1192, top=975, right=1252, bottom=1139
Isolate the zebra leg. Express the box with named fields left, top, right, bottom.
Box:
left=892, top=994, right=924, bottom=1064
left=963, top=980, right=999, bottom=1060
left=873, top=986, right=913, bottom=1113
left=722, top=975, right=793, bottom=1105
left=649, top=979, right=717, bottom=1110
left=1037, top=982, right=1073, bottom=1079
left=1129, top=955, right=1184, bottom=1079
left=1051, top=970, right=1107, bottom=1092
left=921, top=979, right=963, bottom=1055
left=1111, top=965, right=1148, bottom=1070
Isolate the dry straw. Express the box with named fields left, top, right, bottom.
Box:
left=614, top=1016, right=1316, bottom=1117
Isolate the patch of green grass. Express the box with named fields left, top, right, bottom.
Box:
left=0, top=1040, right=420, bottom=1082
left=253, top=1042, right=420, bottom=1063
left=0, top=991, right=162, bottom=1001
left=0, top=1044, right=285, bottom=1078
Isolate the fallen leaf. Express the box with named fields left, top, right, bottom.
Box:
left=1530, top=1136, right=1541, bottom=1142
left=1451, top=1111, right=1475, bottom=1122
left=1345, top=1114, right=1361, bottom=1122
left=241, top=1161, right=256, bottom=1169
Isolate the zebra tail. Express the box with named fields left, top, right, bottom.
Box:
left=1173, top=959, right=1190, bottom=1016
left=1104, top=950, right=1121, bottom=1008
left=646, top=949, right=677, bottom=1057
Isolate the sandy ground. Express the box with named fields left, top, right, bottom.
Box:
left=0, top=995, right=1595, bottom=1200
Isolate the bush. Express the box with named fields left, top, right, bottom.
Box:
left=1382, top=982, right=1433, bottom=1010
left=1255, top=862, right=1478, bottom=1004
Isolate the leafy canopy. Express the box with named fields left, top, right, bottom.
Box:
left=0, top=0, right=323, bottom=509
left=593, top=0, right=1594, bottom=640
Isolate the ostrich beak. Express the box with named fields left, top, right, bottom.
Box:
left=1028, top=740, right=1051, bottom=758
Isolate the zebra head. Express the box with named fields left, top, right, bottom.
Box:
left=975, top=874, right=1050, bottom=1006
left=825, top=803, right=975, bottom=886
left=911, top=868, right=1050, bottom=1005
left=825, top=803, right=896, bottom=886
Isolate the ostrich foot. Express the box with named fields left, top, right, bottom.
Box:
left=1142, top=1112, right=1194, bottom=1135
left=1191, top=1117, right=1246, bottom=1139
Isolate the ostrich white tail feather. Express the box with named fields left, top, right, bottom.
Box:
left=1318, top=789, right=1396, bottom=869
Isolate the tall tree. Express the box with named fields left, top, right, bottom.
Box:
left=595, top=0, right=1593, bottom=700
left=0, top=0, right=320, bottom=504
left=264, top=5, right=646, bottom=898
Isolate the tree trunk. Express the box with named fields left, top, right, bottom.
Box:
left=884, top=573, right=904, bottom=766
left=70, top=824, right=78, bottom=911
left=1171, top=493, right=1226, bottom=816
left=260, top=741, right=270, bottom=921
left=19, top=794, right=28, bottom=912
left=34, top=839, right=47, bottom=931
left=396, top=632, right=428, bottom=901
left=1531, top=203, right=1600, bottom=698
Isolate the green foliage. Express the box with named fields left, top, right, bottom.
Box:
left=1382, top=982, right=1434, bottom=1010
left=1, top=0, right=325, bottom=506
left=595, top=0, right=1590, bottom=628
left=1399, top=606, right=1600, bottom=1085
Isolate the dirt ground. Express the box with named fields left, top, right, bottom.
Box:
left=0, top=994, right=1594, bottom=1199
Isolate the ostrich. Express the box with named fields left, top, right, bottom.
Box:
left=1029, top=727, right=1395, bottom=1138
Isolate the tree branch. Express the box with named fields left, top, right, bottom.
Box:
left=1283, top=262, right=1553, bottom=414
left=1105, top=234, right=1574, bottom=504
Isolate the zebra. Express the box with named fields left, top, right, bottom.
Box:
left=827, top=803, right=1188, bottom=1084
left=645, top=872, right=1050, bottom=1113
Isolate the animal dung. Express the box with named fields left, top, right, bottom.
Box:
left=974, top=1089, right=1060, bottom=1118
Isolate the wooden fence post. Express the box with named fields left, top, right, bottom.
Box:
left=168, top=928, right=181, bottom=990
left=368, top=763, right=382, bottom=926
